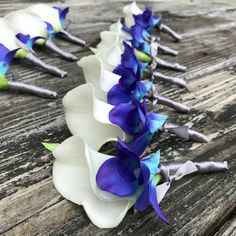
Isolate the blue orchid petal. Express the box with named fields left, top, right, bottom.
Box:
left=118, top=67, right=137, bottom=91
left=116, top=137, right=141, bottom=181
left=96, top=157, right=139, bottom=197
left=127, top=131, right=154, bottom=156
left=149, top=177, right=169, bottom=224
left=107, top=84, right=131, bottom=106
left=16, top=33, right=44, bottom=48
left=147, top=112, right=167, bottom=133
left=132, top=81, right=152, bottom=101
left=109, top=103, right=142, bottom=135
left=45, top=21, right=55, bottom=38
left=134, top=187, right=149, bottom=211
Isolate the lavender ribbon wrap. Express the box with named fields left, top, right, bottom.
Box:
left=156, top=160, right=228, bottom=203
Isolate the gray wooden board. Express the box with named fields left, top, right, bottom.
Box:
left=0, top=0, right=236, bottom=235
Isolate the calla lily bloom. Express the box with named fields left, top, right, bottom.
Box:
left=77, top=54, right=120, bottom=102
left=27, top=4, right=85, bottom=46
left=63, top=83, right=124, bottom=150
left=52, top=135, right=134, bottom=228
left=0, top=43, right=57, bottom=99
left=5, top=10, right=77, bottom=62
left=123, top=1, right=182, bottom=41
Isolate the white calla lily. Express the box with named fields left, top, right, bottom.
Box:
left=53, top=135, right=134, bottom=228
left=123, top=1, right=143, bottom=27
left=77, top=54, right=120, bottom=101
left=96, top=31, right=122, bottom=71
left=0, top=18, right=28, bottom=58
left=63, top=83, right=124, bottom=150
left=4, top=10, right=48, bottom=46
left=27, top=4, right=62, bottom=33
left=109, top=19, right=132, bottom=47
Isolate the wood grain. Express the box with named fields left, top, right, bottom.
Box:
left=0, top=0, right=236, bottom=235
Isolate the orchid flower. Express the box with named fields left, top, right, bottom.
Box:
left=123, top=1, right=182, bottom=41
left=0, top=43, right=57, bottom=99
left=27, top=4, right=86, bottom=46
left=5, top=10, right=77, bottom=62
left=62, top=83, right=125, bottom=150
left=95, top=30, right=187, bottom=88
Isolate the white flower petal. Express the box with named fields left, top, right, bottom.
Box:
left=0, top=18, right=20, bottom=50
left=53, top=136, right=132, bottom=228
left=77, top=55, right=120, bottom=101
left=27, top=4, right=62, bottom=32
left=86, top=144, right=136, bottom=203
left=96, top=31, right=122, bottom=71
left=63, top=83, right=124, bottom=150
left=4, top=10, right=47, bottom=45
left=123, top=1, right=143, bottom=27
left=109, top=20, right=132, bottom=41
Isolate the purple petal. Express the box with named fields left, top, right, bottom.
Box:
left=96, top=157, right=138, bottom=196
left=107, top=84, right=131, bottom=106
left=127, top=131, right=154, bottom=156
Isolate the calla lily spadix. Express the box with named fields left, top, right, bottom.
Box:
left=27, top=4, right=86, bottom=47
left=4, top=10, right=77, bottom=62
left=123, top=1, right=182, bottom=41
left=63, top=83, right=125, bottom=150
left=0, top=44, right=57, bottom=99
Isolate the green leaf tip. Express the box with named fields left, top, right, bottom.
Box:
left=42, top=142, right=59, bottom=152
left=0, top=76, right=9, bottom=90
left=154, top=174, right=162, bottom=185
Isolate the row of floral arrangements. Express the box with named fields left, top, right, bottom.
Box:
left=0, top=4, right=85, bottom=98
left=43, top=1, right=228, bottom=229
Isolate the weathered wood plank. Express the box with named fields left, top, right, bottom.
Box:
left=0, top=0, right=236, bottom=235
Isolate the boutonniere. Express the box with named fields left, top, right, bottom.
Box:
left=46, top=134, right=227, bottom=228
left=27, top=4, right=86, bottom=46
left=5, top=10, right=78, bottom=62
left=0, top=43, right=57, bottom=98
left=123, top=1, right=182, bottom=41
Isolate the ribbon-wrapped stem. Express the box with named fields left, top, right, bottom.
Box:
left=155, top=160, right=228, bottom=203
left=159, top=23, right=182, bottom=41
left=25, top=53, right=67, bottom=78
left=150, top=85, right=190, bottom=113
left=163, top=122, right=209, bottom=143
left=156, top=42, right=178, bottom=56
left=59, top=29, right=86, bottom=47
left=8, top=81, right=57, bottom=99
left=153, top=56, right=187, bottom=72
left=44, top=40, right=78, bottom=61
left=153, top=71, right=187, bottom=88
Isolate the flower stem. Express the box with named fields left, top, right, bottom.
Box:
left=25, top=53, right=67, bottom=78
left=163, top=122, right=209, bottom=143
left=44, top=40, right=78, bottom=61
left=8, top=81, right=58, bottom=99
left=59, top=29, right=86, bottom=47
left=159, top=23, right=182, bottom=41
left=153, top=71, right=187, bottom=88
left=156, top=43, right=178, bottom=56
left=157, top=95, right=191, bottom=113
left=153, top=57, right=187, bottom=72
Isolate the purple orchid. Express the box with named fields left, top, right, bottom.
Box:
left=16, top=33, right=43, bottom=49
left=107, top=42, right=151, bottom=106
left=134, top=8, right=161, bottom=32
left=96, top=138, right=169, bottom=224
left=109, top=99, right=167, bottom=155
left=0, top=44, right=19, bottom=76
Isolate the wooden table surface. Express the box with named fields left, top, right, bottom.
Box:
left=0, top=0, right=236, bottom=235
